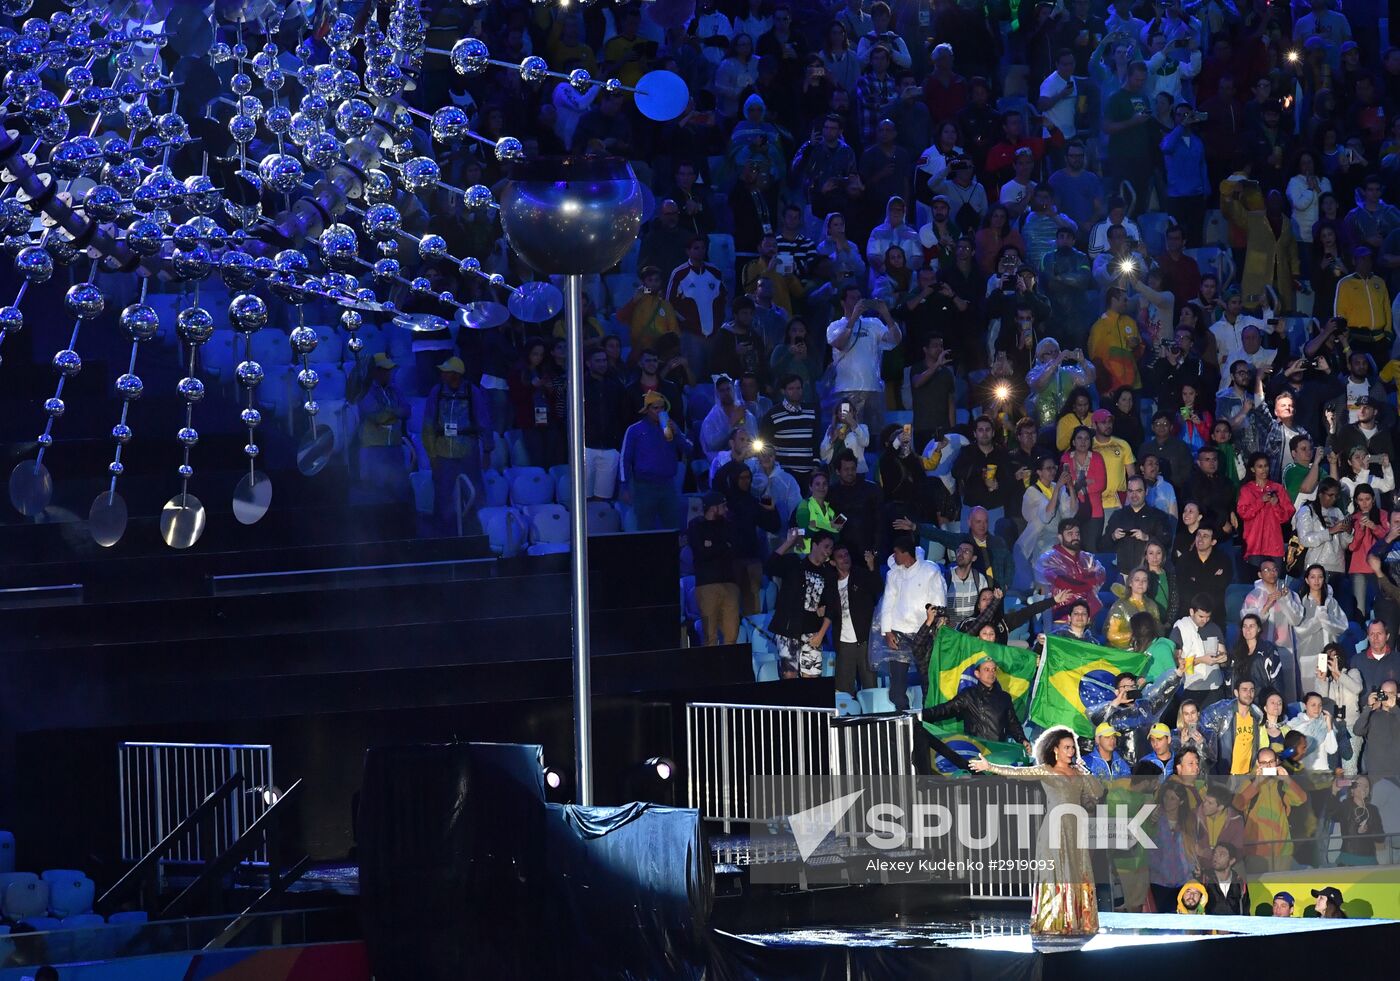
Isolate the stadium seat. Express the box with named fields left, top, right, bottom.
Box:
left=481, top=469, right=510, bottom=507
left=508, top=432, right=532, bottom=469
left=586, top=500, right=621, bottom=534
left=604, top=272, right=637, bottom=312
left=19, top=917, right=59, bottom=932
left=526, top=543, right=570, bottom=555
left=0, top=872, right=35, bottom=896
left=60, top=913, right=104, bottom=930
left=707, top=233, right=736, bottom=291
left=1184, top=246, right=1234, bottom=285
left=836, top=692, right=862, bottom=716
left=108, top=911, right=147, bottom=925
left=555, top=471, right=570, bottom=504
left=858, top=688, right=897, bottom=714
left=478, top=505, right=525, bottom=557
left=487, top=435, right=510, bottom=470
left=508, top=468, right=553, bottom=506
left=4, top=880, right=49, bottom=920
left=1225, top=583, right=1252, bottom=618
left=0, top=830, right=12, bottom=873
left=45, top=872, right=94, bottom=917
left=907, top=686, right=924, bottom=710
left=1202, top=208, right=1229, bottom=247
left=523, top=503, right=570, bottom=544
left=759, top=577, right=777, bottom=612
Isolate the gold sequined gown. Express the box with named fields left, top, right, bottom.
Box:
left=979, top=760, right=1104, bottom=937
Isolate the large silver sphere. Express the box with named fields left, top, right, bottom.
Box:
left=499, top=157, right=643, bottom=275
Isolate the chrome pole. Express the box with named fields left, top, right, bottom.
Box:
left=564, top=273, right=594, bottom=805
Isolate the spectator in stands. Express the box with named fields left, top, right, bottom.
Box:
left=910, top=333, right=955, bottom=446
left=827, top=286, right=902, bottom=435
left=1173, top=593, right=1229, bottom=709
left=1206, top=678, right=1265, bottom=775
left=819, top=402, right=871, bottom=474
left=828, top=449, right=882, bottom=556
left=760, top=375, right=819, bottom=484
left=1034, top=518, right=1107, bottom=620
left=957, top=416, right=1016, bottom=526
left=581, top=343, right=628, bottom=501
left=421, top=356, right=492, bottom=536
left=1088, top=287, right=1143, bottom=393
left=1202, top=841, right=1248, bottom=916
left=767, top=527, right=838, bottom=679
left=1237, top=452, right=1295, bottom=571
left=701, top=375, right=758, bottom=462
left=831, top=544, right=882, bottom=694
left=621, top=392, right=691, bottom=531
left=1240, top=560, right=1303, bottom=703
left=1105, top=475, right=1172, bottom=575
left=716, top=460, right=781, bottom=616
left=1091, top=407, right=1136, bottom=530
left=880, top=534, right=947, bottom=709
left=1086, top=722, right=1133, bottom=779
left=690, top=492, right=741, bottom=646
left=794, top=470, right=839, bottom=546
left=355, top=353, right=412, bottom=506
left=944, top=540, right=989, bottom=621
left=1140, top=412, right=1193, bottom=496
left=667, top=235, right=728, bottom=374
left=921, top=654, right=1031, bottom=753
left=1233, top=746, right=1307, bottom=874
left=1334, top=246, right=1392, bottom=361
left=1015, top=457, right=1077, bottom=590
left=1173, top=700, right=1215, bottom=772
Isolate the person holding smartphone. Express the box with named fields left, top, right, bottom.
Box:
left=1231, top=747, right=1307, bottom=874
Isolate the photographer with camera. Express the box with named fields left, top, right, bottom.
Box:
left=1354, top=679, right=1400, bottom=777
left=1161, top=103, right=1210, bottom=246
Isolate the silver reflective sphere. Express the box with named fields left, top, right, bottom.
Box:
left=296, top=367, right=320, bottom=390
left=111, top=423, right=132, bottom=443
left=15, top=245, right=53, bottom=282
left=125, top=218, right=164, bottom=255
left=568, top=68, right=592, bottom=93
left=289, top=325, right=319, bottom=354
left=258, top=152, right=303, bottom=194
left=236, top=360, right=265, bottom=388
left=430, top=106, right=467, bottom=142
left=0, top=306, right=22, bottom=332
left=519, top=56, right=549, bottom=83
left=418, top=233, right=447, bottom=260
left=176, top=306, right=214, bottom=344
left=52, top=348, right=82, bottom=377
left=64, top=282, right=105, bottom=319
left=177, top=426, right=199, bottom=446
left=43, top=396, right=64, bottom=417
left=241, top=407, right=262, bottom=428
left=114, top=373, right=143, bottom=399
left=320, top=222, right=359, bottom=269
left=228, top=293, right=268, bottom=334
left=401, top=156, right=440, bottom=193
left=364, top=203, right=402, bottom=240
left=499, top=157, right=644, bottom=275
left=464, top=184, right=495, bottom=211
left=450, top=37, right=489, bottom=75
left=120, top=303, right=159, bottom=341
left=494, top=136, right=524, bottom=163
left=176, top=377, right=205, bottom=402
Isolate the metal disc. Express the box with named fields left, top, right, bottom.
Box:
left=232, top=470, right=273, bottom=524
left=392, top=312, right=451, bottom=334
left=507, top=281, right=564, bottom=323
left=456, top=301, right=510, bottom=330
left=159, top=493, right=206, bottom=549
left=8, top=460, right=53, bottom=517
left=297, top=427, right=335, bottom=476
left=639, top=181, right=658, bottom=224
left=634, top=70, right=689, bottom=122
left=89, top=490, right=129, bottom=547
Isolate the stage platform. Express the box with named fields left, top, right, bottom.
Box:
left=714, top=911, right=1400, bottom=980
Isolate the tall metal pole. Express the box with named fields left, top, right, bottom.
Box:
left=563, top=273, right=594, bottom=805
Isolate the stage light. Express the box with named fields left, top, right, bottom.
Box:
left=646, top=757, right=675, bottom=781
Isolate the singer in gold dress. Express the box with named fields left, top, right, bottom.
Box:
left=969, top=725, right=1104, bottom=937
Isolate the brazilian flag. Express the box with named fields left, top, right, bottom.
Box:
left=1030, top=634, right=1150, bottom=738
left=922, top=629, right=1037, bottom=773
left=921, top=627, right=1038, bottom=727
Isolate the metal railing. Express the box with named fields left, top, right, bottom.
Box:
left=686, top=703, right=835, bottom=832
left=118, top=742, right=275, bottom=865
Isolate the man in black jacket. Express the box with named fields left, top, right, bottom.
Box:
left=1176, top=524, right=1234, bottom=626
left=831, top=544, right=883, bottom=693
left=688, top=492, right=740, bottom=646
left=1103, top=476, right=1172, bottom=573
left=921, top=655, right=1032, bottom=753
left=954, top=416, right=1016, bottom=519
left=1186, top=447, right=1238, bottom=539
left=828, top=450, right=883, bottom=556
left=766, top=528, right=839, bottom=679
left=583, top=342, right=630, bottom=501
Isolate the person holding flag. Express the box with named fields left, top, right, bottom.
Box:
left=921, top=651, right=1033, bottom=754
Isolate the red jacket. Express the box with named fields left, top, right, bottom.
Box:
left=1061, top=449, right=1108, bottom=518
left=1236, top=480, right=1295, bottom=560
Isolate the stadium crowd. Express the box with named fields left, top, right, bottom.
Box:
left=335, top=0, right=1400, bottom=802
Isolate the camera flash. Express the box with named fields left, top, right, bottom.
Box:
left=995, top=384, right=1010, bottom=401
left=1287, top=50, right=1299, bottom=62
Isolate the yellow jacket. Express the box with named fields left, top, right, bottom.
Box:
left=1334, top=273, right=1392, bottom=338
left=1055, top=410, right=1092, bottom=452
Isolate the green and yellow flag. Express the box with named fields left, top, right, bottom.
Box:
left=922, top=627, right=1038, bottom=727
left=1029, top=634, right=1150, bottom=738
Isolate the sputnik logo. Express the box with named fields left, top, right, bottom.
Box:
left=788, top=789, right=864, bottom=861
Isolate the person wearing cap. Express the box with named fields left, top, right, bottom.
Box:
left=1312, top=885, right=1348, bottom=918
left=1085, top=722, right=1132, bottom=779
left=421, top=356, right=493, bottom=535
left=620, top=391, right=692, bottom=531
left=355, top=353, right=412, bottom=506
left=1331, top=393, right=1395, bottom=485
left=1270, top=890, right=1295, bottom=916
left=1090, top=406, right=1136, bottom=526
left=1139, top=722, right=1178, bottom=780
left=1334, top=245, right=1393, bottom=362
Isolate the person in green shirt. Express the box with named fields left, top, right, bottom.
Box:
left=1210, top=420, right=1243, bottom=488
left=793, top=469, right=838, bottom=552
left=1282, top=434, right=1323, bottom=503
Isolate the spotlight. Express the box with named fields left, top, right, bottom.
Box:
left=646, top=756, right=675, bottom=781
left=543, top=766, right=564, bottom=790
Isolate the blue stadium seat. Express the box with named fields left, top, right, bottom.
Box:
left=586, top=500, right=622, bottom=534
left=508, top=468, right=553, bottom=506
left=604, top=272, right=638, bottom=313
left=522, top=503, right=570, bottom=544
left=19, top=917, right=59, bottom=932
left=1225, top=583, right=1252, bottom=618
left=44, top=871, right=94, bottom=918
left=836, top=692, right=862, bottom=716
left=1137, top=211, right=1171, bottom=255
left=707, top=233, right=736, bottom=291
left=477, top=506, right=525, bottom=557
left=858, top=688, right=897, bottom=714
left=1202, top=209, right=1229, bottom=247
left=107, top=911, right=147, bottom=925
left=1184, top=246, right=1234, bottom=285
left=481, top=469, right=510, bottom=507
left=0, top=872, right=35, bottom=896
left=526, top=543, right=570, bottom=556
left=907, top=686, right=924, bottom=710
left=0, top=830, right=12, bottom=873
left=756, top=660, right=779, bottom=682
left=60, top=913, right=104, bottom=930
left=4, top=880, right=49, bottom=921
